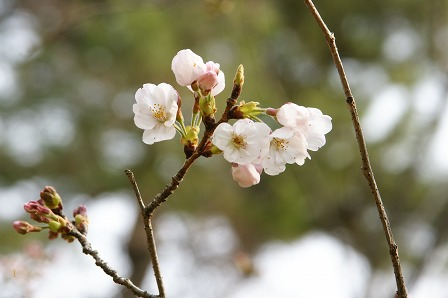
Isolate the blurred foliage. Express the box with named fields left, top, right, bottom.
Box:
left=1, top=0, right=448, bottom=296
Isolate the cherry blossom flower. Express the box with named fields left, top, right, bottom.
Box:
left=231, top=162, right=263, bottom=188
left=133, top=83, right=179, bottom=145
left=212, top=119, right=271, bottom=165
left=276, top=102, right=332, bottom=151
left=171, top=49, right=225, bottom=96
left=262, top=127, right=310, bottom=176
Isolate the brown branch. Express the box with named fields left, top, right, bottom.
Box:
left=69, top=228, right=157, bottom=298
left=303, top=1, right=408, bottom=297
left=125, top=169, right=165, bottom=297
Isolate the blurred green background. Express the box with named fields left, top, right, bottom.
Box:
left=1, top=0, right=448, bottom=297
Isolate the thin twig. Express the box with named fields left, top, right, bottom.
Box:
left=303, top=1, right=408, bottom=297
left=125, top=169, right=166, bottom=298
left=69, top=228, right=156, bottom=298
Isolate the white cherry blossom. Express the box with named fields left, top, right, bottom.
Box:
left=133, top=83, right=179, bottom=145
left=171, top=49, right=225, bottom=96
left=276, top=102, right=332, bottom=151
left=262, top=127, right=310, bottom=176
left=212, top=119, right=271, bottom=165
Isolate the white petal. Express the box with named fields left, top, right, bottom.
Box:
left=262, top=157, right=286, bottom=176
left=211, top=70, right=225, bottom=96
left=171, top=49, right=205, bottom=86
left=212, top=123, right=233, bottom=150
left=133, top=104, right=157, bottom=130
left=277, top=103, right=309, bottom=128
left=308, top=108, right=333, bottom=135
left=270, top=126, right=294, bottom=139
left=223, top=147, right=243, bottom=163
left=306, top=108, right=332, bottom=151
left=142, top=125, right=176, bottom=145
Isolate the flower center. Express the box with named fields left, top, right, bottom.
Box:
left=150, top=104, right=168, bottom=123
left=272, top=138, right=288, bottom=151
left=232, top=134, right=247, bottom=149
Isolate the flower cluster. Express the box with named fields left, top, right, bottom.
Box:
left=133, top=49, right=332, bottom=187
left=213, top=103, right=331, bottom=186
left=13, top=186, right=88, bottom=242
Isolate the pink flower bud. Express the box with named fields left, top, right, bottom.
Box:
left=13, top=221, right=42, bottom=234
left=73, top=205, right=88, bottom=217
left=24, top=201, right=51, bottom=215
left=265, top=108, right=278, bottom=117
left=231, top=163, right=262, bottom=188
left=197, top=71, right=219, bottom=94
left=30, top=213, right=51, bottom=223
left=73, top=205, right=89, bottom=235
left=205, top=61, right=220, bottom=75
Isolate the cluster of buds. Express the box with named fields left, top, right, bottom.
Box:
left=133, top=49, right=332, bottom=187
left=13, top=186, right=89, bottom=242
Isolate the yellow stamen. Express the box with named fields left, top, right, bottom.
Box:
left=150, top=104, right=168, bottom=123
left=232, top=134, right=247, bottom=149
left=272, top=138, right=288, bottom=151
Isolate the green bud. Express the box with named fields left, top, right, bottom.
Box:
left=74, top=214, right=89, bottom=235
left=181, top=125, right=200, bottom=146
left=199, top=94, right=216, bottom=118
left=210, top=144, right=222, bottom=155
left=48, top=220, right=62, bottom=233
left=234, top=65, right=244, bottom=86
left=40, top=186, right=62, bottom=210
left=238, top=101, right=263, bottom=118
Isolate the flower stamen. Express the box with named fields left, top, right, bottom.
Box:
left=232, top=134, right=247, bottom=149
left=150, top=104, right=168, bottom=122
left=272, top=138, right=288, bottom=151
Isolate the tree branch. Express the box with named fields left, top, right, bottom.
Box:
left=303, top=1, right=408, bottom=297
left=125, top=169, right=166, bottom=297
left=69, top=228, right=157, bottom=298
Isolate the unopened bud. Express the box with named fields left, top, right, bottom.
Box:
left=199, top=94, right=216, bottom=118
left=30, top=213, right=51, bottom=224
left=48, top=231, right=58, bottom=240
left=48, top=220, right=62, bottom=233
left=74, top=214, right=89, bottom=235
left=24, top=201, right=51, bottom=215
left=73, top=205, right=88, bottom=217
left=40, top=186, right=62, bottom=210
left=73, top=205, right=89, bottom=235
left=197, top=71, right=219, bottom=95
left=234, top=64, right=244, bottom=86
left=265, top=108, right=278, bottom=117
left=13, top=221, right=42, bottom=235
left=181, top=126, right=199, bottom=146
left=236, top=101, right=264, bottom=119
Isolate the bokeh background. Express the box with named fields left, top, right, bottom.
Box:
left=1, top=0, right=448, bottom=297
